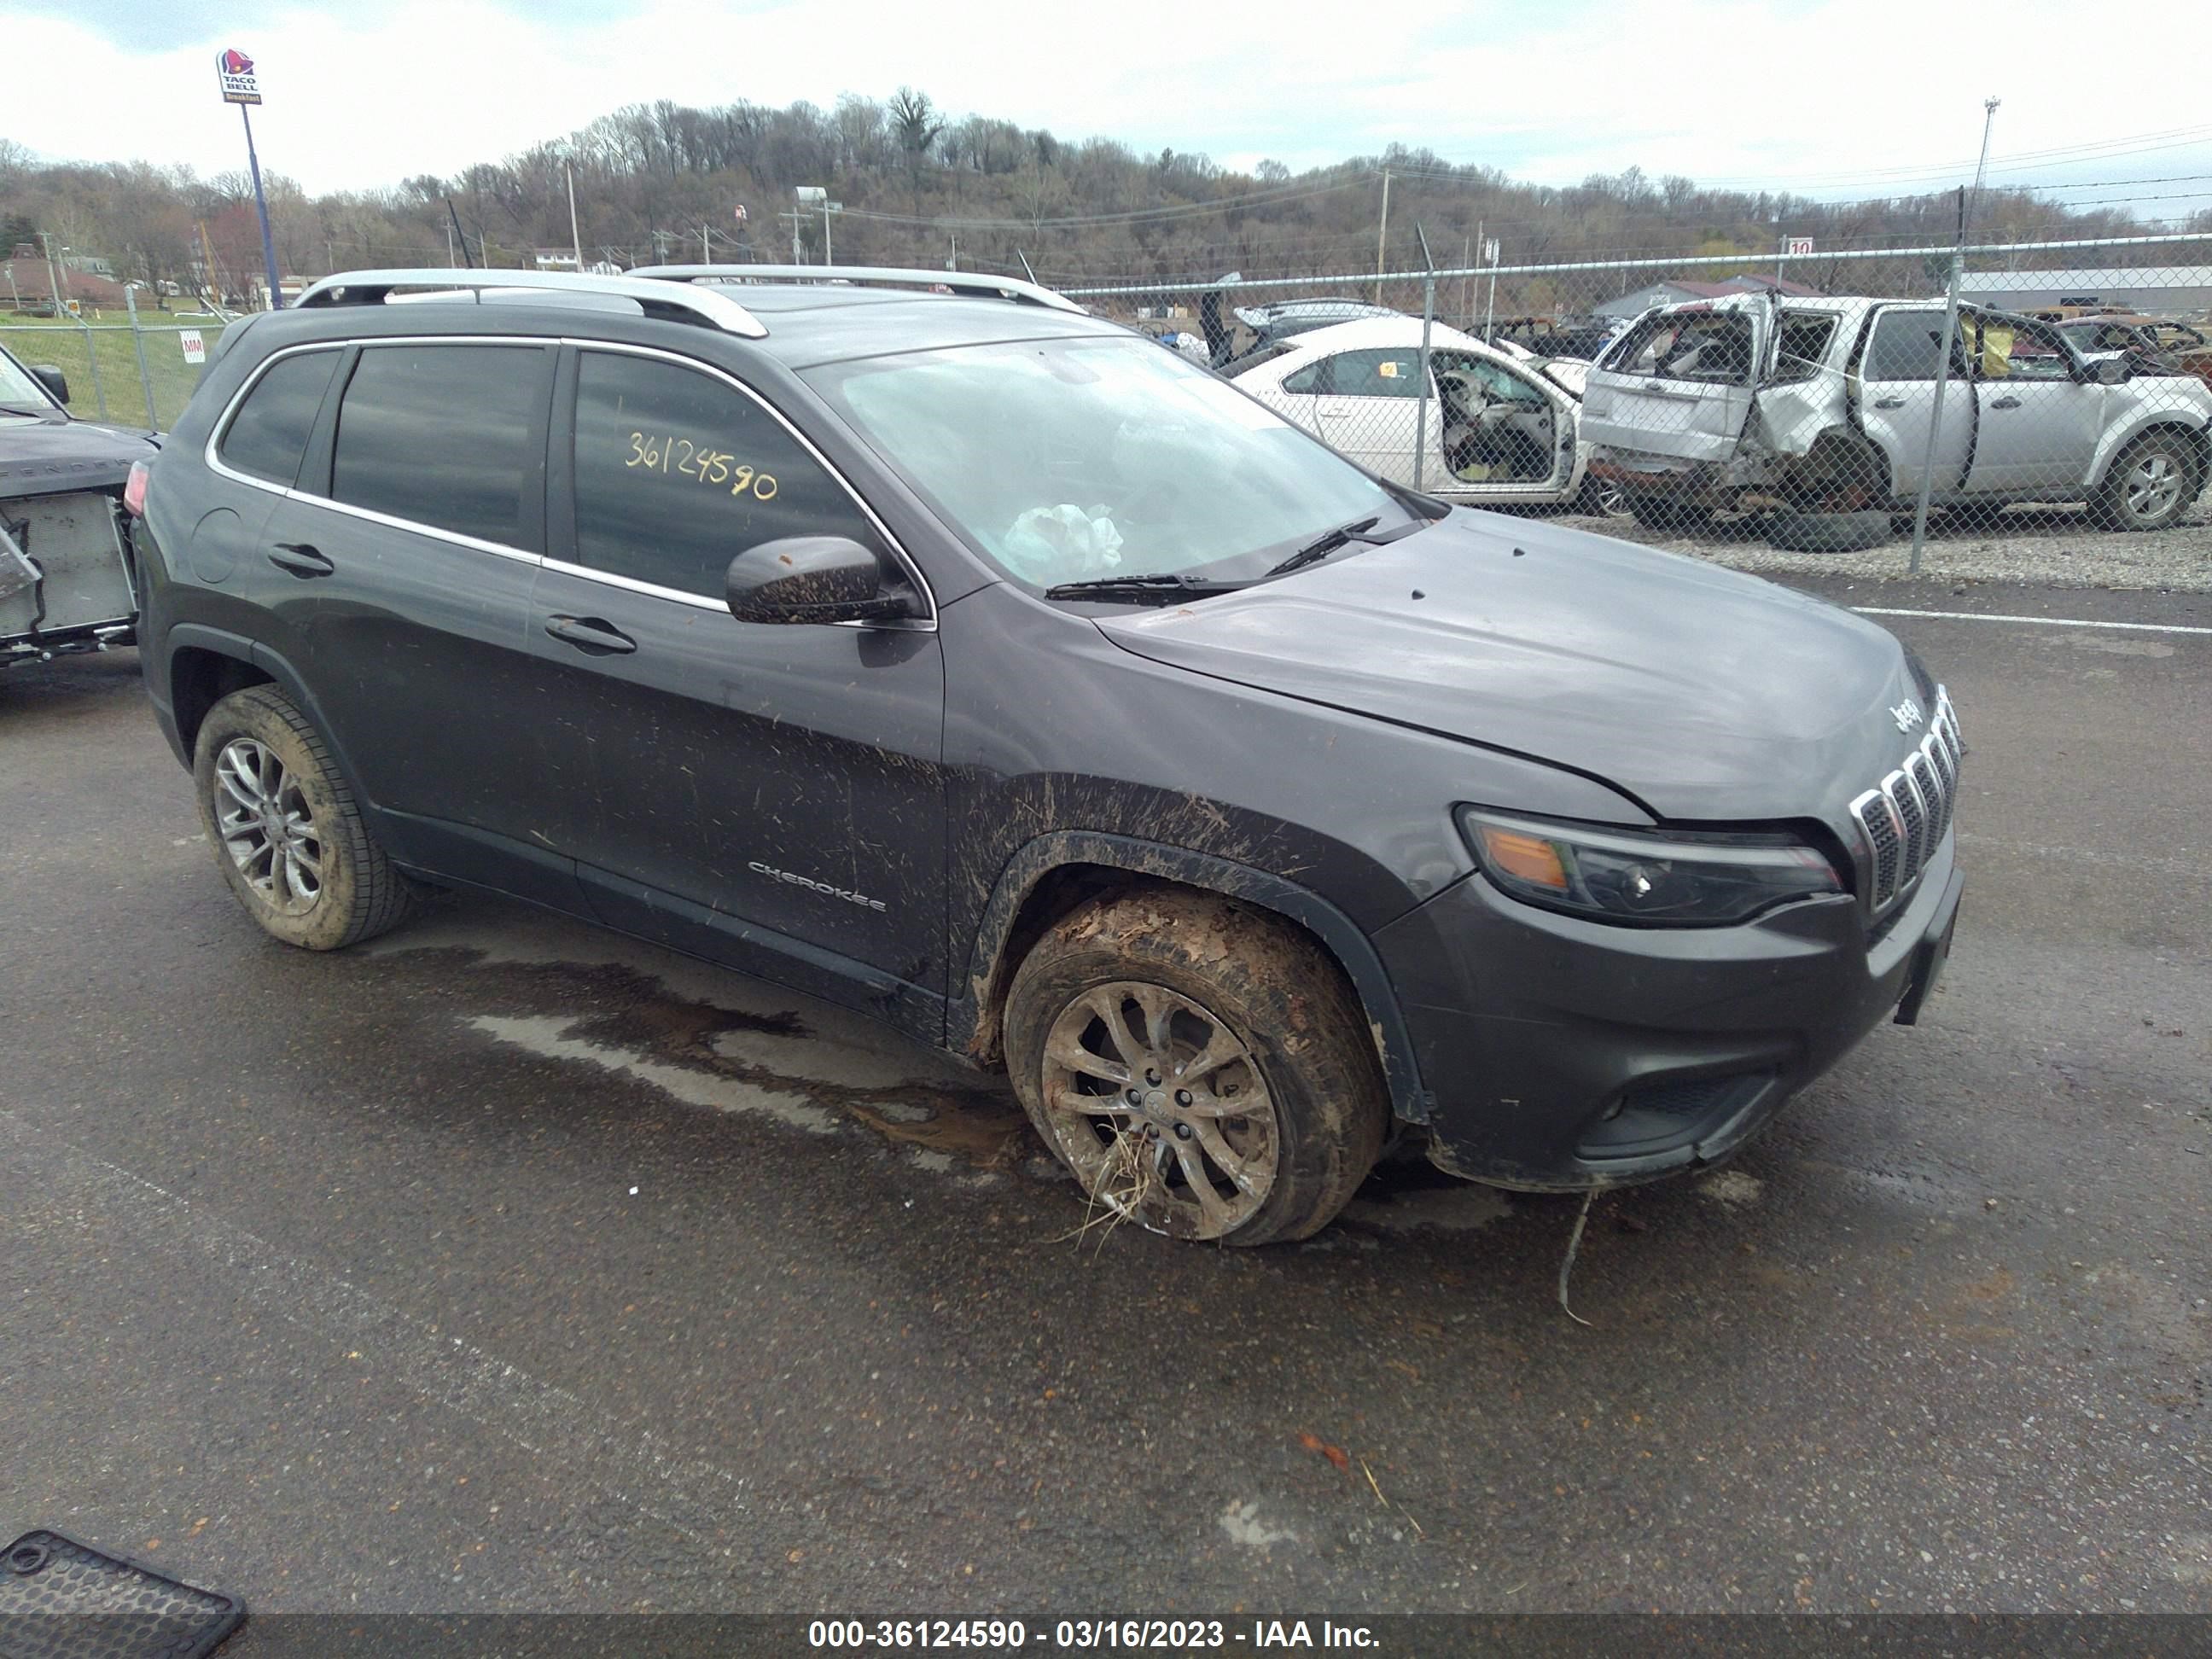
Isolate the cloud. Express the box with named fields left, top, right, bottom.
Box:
left=18, top=0, right=647, bottom=53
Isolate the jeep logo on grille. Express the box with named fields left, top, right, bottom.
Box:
left=1889, top=698, right=1924, bottom=733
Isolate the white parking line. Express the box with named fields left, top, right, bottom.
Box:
left=1854, top=607, right=2212, bottom=636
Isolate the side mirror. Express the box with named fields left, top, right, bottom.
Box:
left=30, top=365, right=69, bottom=405
left=725, top=535, right=922, bottom=626
left=2090, top=357, right=2130, bottom=386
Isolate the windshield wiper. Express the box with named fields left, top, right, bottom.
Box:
left=1281, top=515, right=1378, bottom=569
left=1265, top=514, right=1430, bottom=578
left=0, top=403, right=55, bottom=418
left=1043, top=572, right=1247, bottom=602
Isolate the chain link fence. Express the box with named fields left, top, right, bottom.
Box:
left=1062, top=232, right=2212, bottom=584
left=0, top=300, right=229, bottom=433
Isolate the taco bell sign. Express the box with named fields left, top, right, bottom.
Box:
left=217, top=48, right=261, bottom=105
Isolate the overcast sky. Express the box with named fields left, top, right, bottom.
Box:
left=11, top=0, right=2212, bottom=221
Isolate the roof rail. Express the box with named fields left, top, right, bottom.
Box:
left=294, top=269, right=768, bottom=338
left=629, top=264, right=1087, bottom=316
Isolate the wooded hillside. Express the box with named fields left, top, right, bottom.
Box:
left=4, top=91, right=2200, bottom=312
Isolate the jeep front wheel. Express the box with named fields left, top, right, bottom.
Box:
left=1004, top=889, right=1387, bottom=1246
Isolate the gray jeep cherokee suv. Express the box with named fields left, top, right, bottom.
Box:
left=132, top=265, right=1965, bottom=1245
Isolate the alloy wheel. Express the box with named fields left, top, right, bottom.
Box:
left=1038, top=981, right=1279, bottom=1240
left=213, top=736, right=324, bottom=916
left=2122, top=449, right=2185, bottom=524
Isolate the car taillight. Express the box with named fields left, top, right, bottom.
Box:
left=123, top=458, right=150, bottom=517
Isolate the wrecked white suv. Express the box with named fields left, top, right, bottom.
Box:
left=1580, top=294, right=2212, bottom=549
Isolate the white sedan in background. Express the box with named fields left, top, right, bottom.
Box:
left=1225, top=317, right=1621, bottom=515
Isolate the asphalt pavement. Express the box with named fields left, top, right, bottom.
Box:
left=1, top=573, right=2207, bottom=1626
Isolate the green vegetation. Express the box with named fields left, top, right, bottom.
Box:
left=0, top=313, right=224, bottom=432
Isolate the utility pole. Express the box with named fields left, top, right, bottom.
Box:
left=444, top=217, right=456, bottom=268
left=1372, top=167, right=1391, bottom=305
left=948, top=230, right=958, bottom=271
left=1966, top=96, right=2001, bottom=242
left=1463, top=229, right=1474, bottom=328
left=39, top=231, right=66, bottom=314
left=198, top=220, right=223, bottom=306
left=567, top=164, right=585, bottom=272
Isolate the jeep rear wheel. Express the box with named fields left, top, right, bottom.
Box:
left=193, top=684, right=416, bottom=951
left=2091, top=432, right=2203, bottom=531
left=1004, top=889, right=1387, bottom=1246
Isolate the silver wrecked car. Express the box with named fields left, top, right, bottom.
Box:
left=1579, top=293, right=2212, bottom=548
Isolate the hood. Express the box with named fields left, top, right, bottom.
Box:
left=1095, top=511, right=1921, bottom=824
left=0, top=416, right=157, bottom=498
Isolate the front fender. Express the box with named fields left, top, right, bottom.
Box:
left=954, top=830, right=1434, bottom=1124
left=2086, top=407, right=2212, bottom=491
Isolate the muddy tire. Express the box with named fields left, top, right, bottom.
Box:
left=2089, top=430, right=2203, bottom=531
left=1004, top=888, right=1387, bottom=1246
left=192, top=684, right=416, bottom=951
left=1763, top=509, right=1894, bottom=553
left=1625, top=494, right=1712, bottom=533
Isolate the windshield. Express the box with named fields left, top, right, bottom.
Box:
left=806, top=335, right=1403, bottom=591
left=0, top=346, right=58, bottom=415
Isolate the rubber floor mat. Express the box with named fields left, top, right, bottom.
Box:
left=0, top=1531, right=243, bottom=1659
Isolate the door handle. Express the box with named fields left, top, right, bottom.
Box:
left=544, top=614, right=637, bottom=656
left=1989, top=396, right=2023, bottom=410
left=265, top=542, right=334, bottom=578
left=1872, top=397, right=1906, bottom=410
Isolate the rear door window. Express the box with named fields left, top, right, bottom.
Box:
left=1317, top=348, right=1423, bottom=398
left=330, top=344, right=551, bottom=549
left=218, top=350, right=340, bottom=486
left=1862, top=311, right=1959, bottom=382
left=566, top=350, right=875, bottom=600
left=1606, top=311, right=1757, bottom=385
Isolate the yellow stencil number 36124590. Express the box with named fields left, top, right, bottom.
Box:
left=624, top=432, right=780, bottom=500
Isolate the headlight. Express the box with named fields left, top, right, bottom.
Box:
left=1459, top=809, right=1842, bottom=927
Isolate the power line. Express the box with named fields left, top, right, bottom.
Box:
left=828, top=172, right=1374, bottom=230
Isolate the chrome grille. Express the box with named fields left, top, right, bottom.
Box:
left=1849, top=686, right=1962, bottom=912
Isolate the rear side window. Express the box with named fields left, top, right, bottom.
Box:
left=218, top=350, right=339, bottom=486
left=1607, top=311, right=1756, bottom=386
left=567, top=351, right=875, bottom=600
left=331, top=345, right=549, bottom=549
left=1769, top=314, right=1838, bottom=384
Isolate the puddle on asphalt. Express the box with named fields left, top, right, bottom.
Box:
left=371, top=915, right=1037, bottom=1175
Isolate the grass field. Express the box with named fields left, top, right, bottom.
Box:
left=0, top=312, right=230, bottom=432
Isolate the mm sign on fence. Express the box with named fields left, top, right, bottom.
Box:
left=178, top=331, right=206, bottom=364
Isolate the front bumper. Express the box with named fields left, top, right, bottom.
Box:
left=1374, top=828, right=1962, bottom=1190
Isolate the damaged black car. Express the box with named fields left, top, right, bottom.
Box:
left=2, top=340, right=154, bottom=670
left=131, top=265, right=1965, bottom=1246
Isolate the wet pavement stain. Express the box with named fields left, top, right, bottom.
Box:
left=404, top=948, right=1035, bottom=1170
